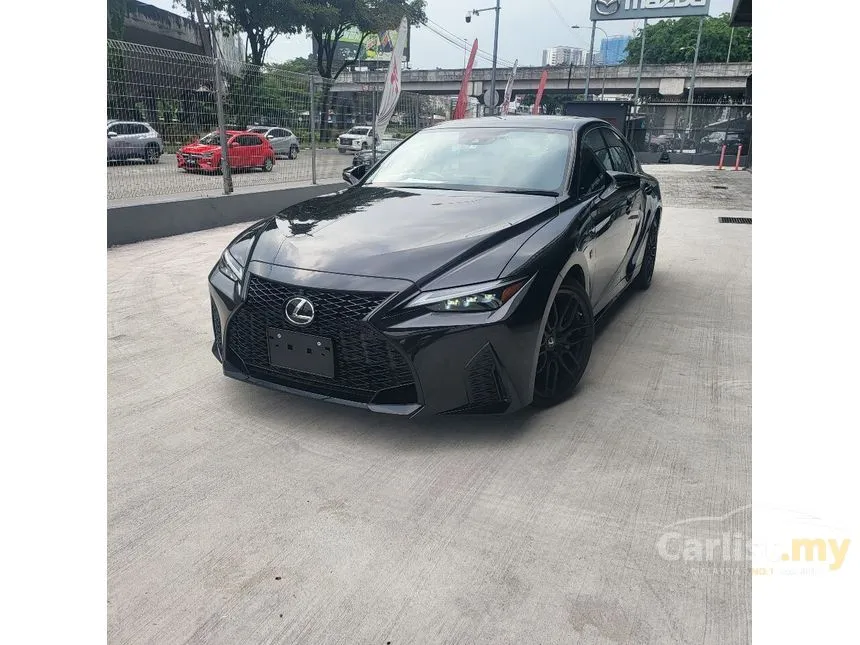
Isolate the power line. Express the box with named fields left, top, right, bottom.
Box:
left=423, top=23, right=498, bottom=66
left=426, top=17, right=513, bottom=64
left=424, top=18, right=516, bottom=67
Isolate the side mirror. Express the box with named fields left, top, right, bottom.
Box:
left=107, top=131, right=118, bottom=138
left=266, top=134, right=274, bottom=139
left=342, top=164, right=367, bottom=185
left=230, top=141, right=239, bottom=147
left=606, top=170, right=640, bottom=189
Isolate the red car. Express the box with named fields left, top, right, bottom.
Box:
left=177, top=130, right=275, bottom=172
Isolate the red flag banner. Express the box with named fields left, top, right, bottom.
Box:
left=454, top=40, right=479, bottom=120
left=532, top=70, right=548, bottom=115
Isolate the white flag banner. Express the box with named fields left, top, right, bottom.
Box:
left=374, top=17, right=409, bottom=139
left=500, top=59, right=518, bottom=115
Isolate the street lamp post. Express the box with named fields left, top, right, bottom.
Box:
left=466, top=1, right=501, bottom=115
left=572, top=23, right=608, bottom=100
left=686, top=16, right=704, bottom=129
left=633, top=18, right=648, bottom=107
left=726, top=26, right=735, bottom=63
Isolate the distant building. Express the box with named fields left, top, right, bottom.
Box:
left=584, top=51, right=603, bottom=66
left=541, top=46, right=583, bottom=67
left=600, top=35, right=631, bottom=65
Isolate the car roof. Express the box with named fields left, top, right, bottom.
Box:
left=429, top=115, right=601, bottom=132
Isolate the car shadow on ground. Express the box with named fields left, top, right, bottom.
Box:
left=107, top=158, right=159, bottom=166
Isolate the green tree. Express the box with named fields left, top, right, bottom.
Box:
left=108, top=0, right=127, bottom=39
left=623, top=13, right=752, bottom=65
left=293, top=0, right=427, bottom=140
left=175, top=0, right=303, bottom=65
left=174, top=1, right=306, bottom=127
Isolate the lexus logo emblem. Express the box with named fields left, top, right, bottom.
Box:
left=594, top=0, right=620, bottom=15
left=284, top=297, right=315, bottom=326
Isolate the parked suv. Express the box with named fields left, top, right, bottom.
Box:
left=246, top=126, right=300, bottom=159
left=337, top=126, right=379, bottom=154
left=107, top=120, right=163, bottom=163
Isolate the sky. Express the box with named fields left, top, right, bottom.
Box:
left=145, top=0, right=737, bottom=69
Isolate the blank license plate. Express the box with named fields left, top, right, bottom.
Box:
left=267, top=328, right=334, bottom=378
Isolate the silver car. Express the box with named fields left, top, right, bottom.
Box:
left=107, top=120, right=164, bottom=163
left=247, top=126, right=300, bottom=159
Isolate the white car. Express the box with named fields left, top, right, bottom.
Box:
left=337, top=126, right=379, bottom=154
left=247, top=126, right=300, bottom=159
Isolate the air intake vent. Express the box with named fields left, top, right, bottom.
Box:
left=718, top=217, right=752, bottom=224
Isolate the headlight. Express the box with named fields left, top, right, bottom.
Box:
left=217, top=237, right=253, bottom=281
left=202, top=152, right=214, bottom=159
left=407, top=278, right=528, bottom=312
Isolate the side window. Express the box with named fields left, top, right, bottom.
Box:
left=576, top=129, right=612, bottom=198
left=238, top=135, right=259, bottom=146
left=601, top=129, right=635, bottom=173
left=111, top=123, right=129, bottom=135
left=283, top=130, right=293, bottom=138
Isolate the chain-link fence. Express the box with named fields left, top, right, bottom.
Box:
left=628, top=97, right=752, bottom=157
left=107, top=40, right=436, bottom=203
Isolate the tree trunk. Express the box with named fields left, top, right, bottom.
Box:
left=319, top=82, right=333, bottom=144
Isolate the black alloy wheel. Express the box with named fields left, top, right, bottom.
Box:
left=144, top=144, right=159, bottom=164
left=633, top=219, right=659, bottom=290
left=532, top=282, right=595, bottom=408
left=262, top=157, right=274, bottom=172
left=288, top=145, right=298, bottom=160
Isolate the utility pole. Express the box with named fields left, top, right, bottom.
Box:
left=467, top=2, right=502, bottom=115
left=726, top=26, right=735, bottom=63
left=633, top=18, right=648, bottom=106
left=686, top=16, right=704, bottom=131
left=584, top=21, right=596, bottom=99
left=197, top=0, right=232, bottom=195
left=489, top=0, right=500, bottom=115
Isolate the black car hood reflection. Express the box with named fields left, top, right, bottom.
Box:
left=251, top=186, right=558, bottom=282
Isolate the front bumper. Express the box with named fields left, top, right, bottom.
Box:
left=209, top=262, right=545, bottom=416
left=177, top=153, right=219, bottom=171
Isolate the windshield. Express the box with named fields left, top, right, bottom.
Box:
left=365, top=127, right=571, bottom=194
left=349, top=127, right=371, bottom=135
left=199, top=133, right=221, bottom=145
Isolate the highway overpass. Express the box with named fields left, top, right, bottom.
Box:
left=331, top=62, right=752, bottom=100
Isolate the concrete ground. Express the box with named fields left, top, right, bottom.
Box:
left=107, top=170, right=752, bottom=643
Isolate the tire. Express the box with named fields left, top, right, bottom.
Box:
left=632, top=217, right=659, bottom=291
left=262, top=157, right=274, bottom=172
left=287, top=145, right=298, bottom=160
left=144, top=144, right=160, bottom=164
left=532, top=281, right=595, bottom=409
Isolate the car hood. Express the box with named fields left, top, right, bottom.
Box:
left=249, top=186, right=558, bottom=283
left=180, top=143, right=220, bottom=154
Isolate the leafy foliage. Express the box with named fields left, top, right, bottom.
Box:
left=174, top=0, right=304, bottom=65
left=108, top=0, right=128, bottom=39
left=623, top=13, right=752, bottom=65
left=292, top=0, right=426, bottom=81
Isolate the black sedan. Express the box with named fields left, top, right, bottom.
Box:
left=209, top=116, right=662, bottom=416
